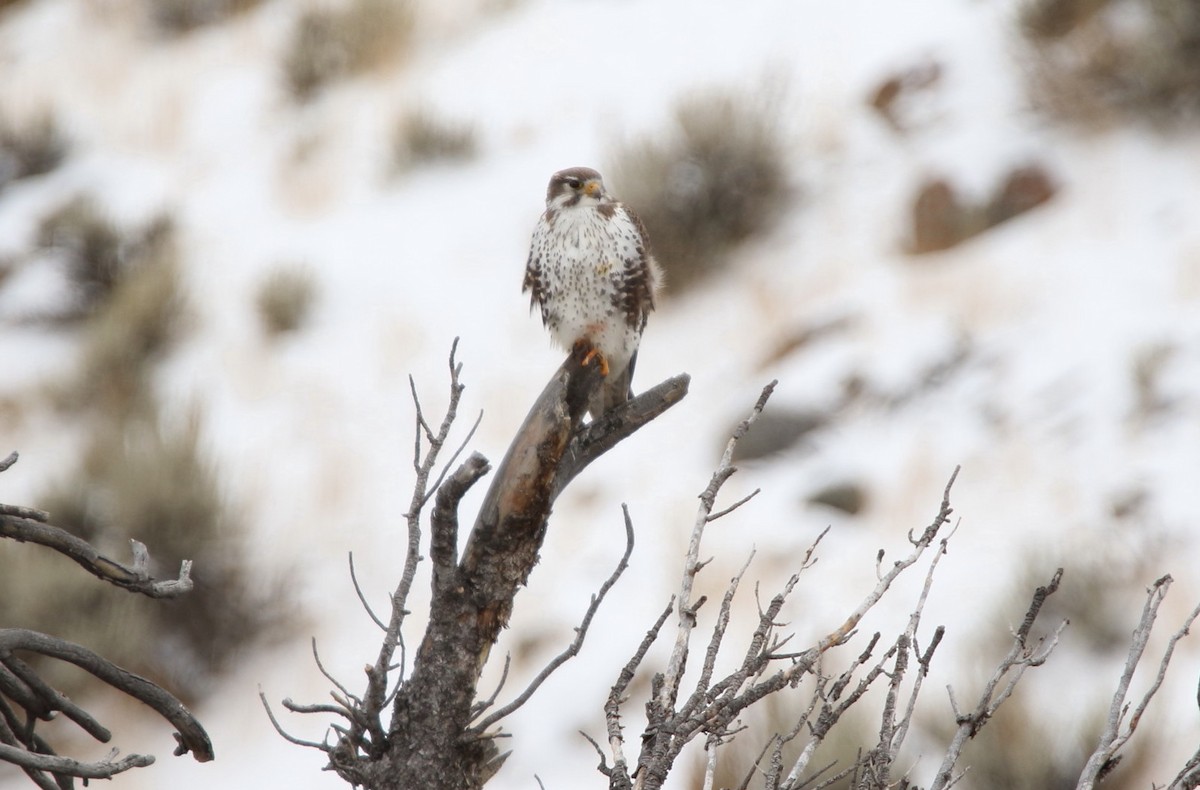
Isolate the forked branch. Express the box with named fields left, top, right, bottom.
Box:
left=266, top=341, right=688, bottom=790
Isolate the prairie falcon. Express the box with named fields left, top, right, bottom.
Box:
left=523, top=167, right=661, bottom=419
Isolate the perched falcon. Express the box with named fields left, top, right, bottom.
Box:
left=523, top=166, right=661, bottom=419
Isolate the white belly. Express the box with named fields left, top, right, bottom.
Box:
left=535, top=211, right=643, bottom=376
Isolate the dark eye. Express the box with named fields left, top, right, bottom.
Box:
left=565, top=178, right=580, bottom=189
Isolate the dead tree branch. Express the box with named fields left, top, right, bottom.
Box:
left=0, top=452, right=212, bottom=787
left=589, top=381, right=965, bottom=790
left=266, top=341, right=689, bottom=790
left=1, top=452, right=193, bottom=599
left=473, top=505, right=636, bottom=731
left=0, top=628, right=213, bottom=788
left=931, top=569, right=1068, bottom=790
left=1076, top=575, right=1200, bottom=790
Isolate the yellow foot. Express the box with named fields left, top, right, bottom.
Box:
left=581, top=347, right=610, bottom=376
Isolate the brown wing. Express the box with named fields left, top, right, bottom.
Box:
left=522, top=212, right=553, bottom=326
left=615, top=204, right=661, bottom=332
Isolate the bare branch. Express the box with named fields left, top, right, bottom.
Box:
left=271, top=341, right=687, bottom=789
left=430, top=452, right=492, bottom=586
left=707, top=487, right=762, bottom=523
left=605, top=599, right=675, bottom=784
left=259, top=690, right=329, bottom=751
left=423, top=409, right=485, bottom=508
left=696, top=550, right=757, bottom=696
left=660, top=381, right=777, bottom=716
left=0, top=742, right=153, bottom=779
left=1077, top=576, right=1200, bottom=789
left=931, top=569, right=1066, bottom=790
left=818, top=466, right=960, bottom=654
left=1168, top=747, right=1200, bottom=790
left=0, top=516, right=193, bottom=598
left=310, top=638, right=358, bottom=707
left=0, top=629, right=213, bottom=762
left=3, top=653, right=111, bottom=740
left=553, top=374, right=691, bottom=500
left=474, top=504, right=635, bottom=731
left=391, top=337, right=467, bottom=637
left=348, top=553, right=387, bottom=631
left=471, top=653, right=512, bottom=719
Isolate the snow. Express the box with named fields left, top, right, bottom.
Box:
left=1, top=0, right=1198, bottom=787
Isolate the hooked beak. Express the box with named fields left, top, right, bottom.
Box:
left=583, top=180, right=602, bottom=198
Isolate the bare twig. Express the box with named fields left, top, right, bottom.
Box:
left=423, top=409, right=485, bottom=508
left=553, top=373, right=691, bottom=500
left=0, top=629, right=213, bottom=763
left=604, top=599, right=675, bottom=785
left=1076, top=576, right=1200, bottom=789
left=706, top=488, right=762, bottom=523
left=391, top=337, right=467, bottom=647
left=310, top=637, right=358, bottom=707
left=0, top=742, right=154, bottom=779
left=0, top=517, right=193, bottom=597
left=817, top=466, right=960, bottom=654
left=270, top=342, right=687, bottom=789
left=474, top=504, right=636, bottom=731
left=471, top=654, right=512, bottom=718
left=259, top=691, right=328, bottom=750
left=348, top=553, right=387, bottom=631
left=931, top=569, right=1067, bottom=790
left=587, top=384, right=967, bottom=790
left=660, top=381, right=777, bottom=715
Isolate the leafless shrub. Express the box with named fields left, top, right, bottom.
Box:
left=684, top=691, right=874, bottom=790
left=0, top=111, right=68, bottom=191
left=939, top=693, right=1108, bottom=789
left=392, top=107, right=478, bottom=171
left=257, top=264, right=318, bottom=336
left=1020, top=0, right=1110, bottom=40
left=610, top=88, right=791, bottom=292
left=59, top=214, right=184, bottom=416
left=37, top=197, right=123, bottom=312
left=1, top=450, right=213, bottom=787
left=4, top=208, right=290, bottom=706
left=146, top=0, right=264, bottom=35
left=1020, top=0, right=1200, bottom=125
left=283, top=0, right=415, bottom=101
left=35, top=196, right=174, bottom=320
left=29, top=410, right=290, bottom=702
left=259, top=346, right=1200, bottom=790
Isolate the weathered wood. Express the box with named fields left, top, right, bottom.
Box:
left=376, top=347, right=688, bottom=790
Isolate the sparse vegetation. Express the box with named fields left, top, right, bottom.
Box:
left=32, top=412, right=286, bottom=701
left=940, top=694, right=1120, bottom=790
left=609, top=88, right=791, bottom=292
left=146, top=0, right=264, bottom=35
left=1020, top=0, right=1200, bottom=124
left=284, top=0, right=415, bottom=101
left=392, top=106, right=478, bottom=171
left=0, top=111, right=68, bottom=192
left=73, top=224, right=185, bottom=415
left=36, top=196, right=175, bottom=320
left=1, top=199, right=291, bottom=704
left=257, top=263, right=318, bottom=336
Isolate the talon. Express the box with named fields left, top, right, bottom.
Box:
left=581, top=348, right=610, bottom=376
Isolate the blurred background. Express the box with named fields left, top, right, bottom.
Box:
left=1, top=0, right=1198, bottom=787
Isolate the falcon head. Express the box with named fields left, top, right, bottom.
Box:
left=545, top=166, right=611, bottom=209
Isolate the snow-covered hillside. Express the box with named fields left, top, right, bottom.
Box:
left=1, top=0, right=1198, bottom=787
